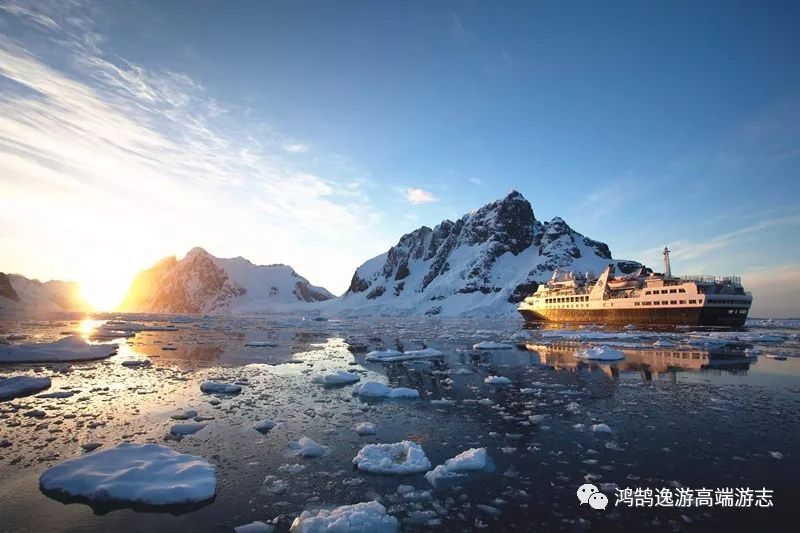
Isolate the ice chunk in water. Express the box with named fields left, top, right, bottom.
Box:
left=290, top=501, right=397, bottom=532
left=352, top=441, right=431, bottom=474
left=0, top=376, right=51, bottom=401
left=352, top=382, right=419, bottom=399
left=39, top=443, right=215, bottom=506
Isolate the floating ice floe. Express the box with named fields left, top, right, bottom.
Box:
left=0, top=336, right=116, bottom=363
left=0, top=376, right=51, bottom=401
left=574, top=345, right=624, bottom=361
left=312, top=371, right=361, bottom=386
left=169, top=423, right=207, bottom=437
left=289, top=437, right=327, bottom=458
left=355, top=422, right=377, bottom=436
left=430, top=399, right=456, bottom=406
left=39, top=443, right=216, bottom=506
left=200, top=381, right=242, bottom=394
left=484, top=375, right=512, bottom=385
left=425, top=448, right=488, bottom=487
left=254, top=419, right=277, bottom=433
left=352, top=441, right=431, bottom=474
left=171, top=409, right=198, bottom=420
left=542, top=330, right=642, bottom=341
left=290, top=501, right=397, bottom=533
left=472, top=341, right=513, bottom=350
left=245, top=341, right=278, bottom=347
left=37, top=390, right=75, bottom=399
left=277, top=463, right=306, bottom=474
left=365, top=348, right=443, bottom=362
left=352, top=382, right=419, bottom=399
left=235, top=521, right=274, bottom=533
left=653, top=340, right=675, bottom=347
left=122, top=359, right=152, bottom=368
left=591, top=423, right=613, bottom=433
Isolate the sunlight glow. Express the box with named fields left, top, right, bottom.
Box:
left=80, top=279, right=129, bottom=312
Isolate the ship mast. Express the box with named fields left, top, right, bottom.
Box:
left=663, top=246, right=672, bottom=278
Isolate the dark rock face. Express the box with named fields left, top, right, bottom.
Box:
left=343, top=190, right=639, bottom=309
left=508, top=281, right=540, bottom=303
left=0, top=273, right=20, bottom=302
left=293, top=281, right=332, bottom=302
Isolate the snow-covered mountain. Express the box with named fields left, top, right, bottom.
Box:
left=330, top=191, right=639, bottom=316
left=0, top=273, right=91, bottom=314
left=118, top=247, right=334, bottom=314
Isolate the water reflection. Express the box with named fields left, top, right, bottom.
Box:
left=522, top=342, right=753, bottom=382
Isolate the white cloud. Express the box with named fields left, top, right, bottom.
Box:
left=0, top=1, right=379, bottom=299
left=283, top=142, right=309, bottom=153
left=405, top=187, right=438, bottom=204
left=468, top=177, right=482, bottom=185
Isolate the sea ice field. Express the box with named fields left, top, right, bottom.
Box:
left=1, top=314, right=798, bottom=532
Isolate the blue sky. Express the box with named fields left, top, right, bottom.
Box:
left=0, top=0, right=798, bottom=315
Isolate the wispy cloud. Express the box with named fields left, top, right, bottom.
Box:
left=628, top=214, right=800, bottom=265
left=451, top=13, right=473, bottom=45
left=283, top=142, right=309, bottom=153
left=405, top=187, right=438, bottom=204
left=468, top=177, right=482, bottom=185
left=576, top=177, right=648, bottom=222
left=0, top=0, right=379, bottom=297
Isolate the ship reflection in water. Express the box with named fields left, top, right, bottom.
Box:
left=521, top=343, right=753, bottom=383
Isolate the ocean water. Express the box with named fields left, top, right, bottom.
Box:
left=0, top=314, right=798, bottom=532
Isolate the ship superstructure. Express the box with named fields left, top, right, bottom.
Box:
left=517, top=248, right=752, bottom=326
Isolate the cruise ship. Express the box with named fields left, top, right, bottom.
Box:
left=518, top=248, right=752, bottom=326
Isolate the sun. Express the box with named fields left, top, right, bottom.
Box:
left=80, top=279, right=127, bottom=312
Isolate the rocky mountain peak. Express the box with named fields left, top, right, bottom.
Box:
left=338, top=191, right=638, bottom=315
left=119, top=248, right=333, bottom=314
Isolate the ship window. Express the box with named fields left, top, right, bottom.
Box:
left=670, top=300, right=677, bottom=304
left=642, top=302, right=651, bottom=306
left=669, top=289, right=677, bottom=293
left=661, top=290, right=668, bottom=294
left=662, top=301, right=669, bottom=305
left=680, top=300, right=686, bottom=304
left=689, top=299, right=696, bottom=304
left=634, top=302, right=640, bottom=306
left=679, top=288, right=686, bottom=293
left=645, top=291, right=651, bottom=295
left=653, top=301, right=659, bottom=305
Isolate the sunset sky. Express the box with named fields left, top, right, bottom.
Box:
left=1, top=0, right=798, bottom=316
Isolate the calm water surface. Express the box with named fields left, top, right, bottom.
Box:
left=0, top=314, right=798, bottom=532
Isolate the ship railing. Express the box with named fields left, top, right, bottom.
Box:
left=680, top=275, right=742, bottom=285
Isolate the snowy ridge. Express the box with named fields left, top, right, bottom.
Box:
left=0, top=273, right=90, bottom=314
left=118, top=247, right=334, bottom=314
left=328, top=191, right=639, bottom=316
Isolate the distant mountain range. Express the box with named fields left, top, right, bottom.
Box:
left=117, top=247, right=333, bottom=314
left=1, top=191, right=639, bottom=316
left=329, top=190, right=638, bottom=316
left=0, top=272, right=90, bottom=313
